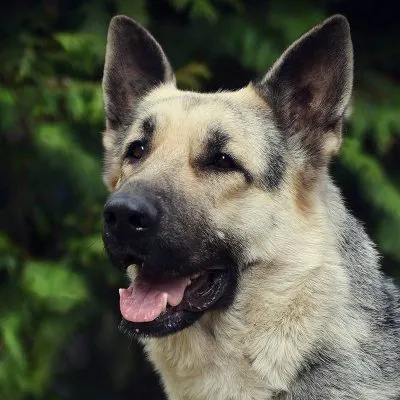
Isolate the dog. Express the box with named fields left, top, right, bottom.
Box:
left=101, top=14, right=400, bottom=399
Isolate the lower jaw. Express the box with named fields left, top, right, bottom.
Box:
left=119, top=309, right=203, bottom=338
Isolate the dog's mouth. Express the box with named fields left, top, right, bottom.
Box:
left=120, top=268, right=228, bottom=322
left=118, top=261, right=231, bottom=337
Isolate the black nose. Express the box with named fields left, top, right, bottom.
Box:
left=103, top=193, right=159, bottom=237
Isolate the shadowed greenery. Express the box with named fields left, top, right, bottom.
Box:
left=1, top=0, right=399, bottom=398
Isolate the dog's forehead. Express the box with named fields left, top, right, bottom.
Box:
left=139, top=85, right=271, bottom=130
left=118, top=84, right=285, bottom=187
left=131, top=84, right=277, bottom=149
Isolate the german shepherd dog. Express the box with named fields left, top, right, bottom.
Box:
left=101, top=15, right=400, bottom=399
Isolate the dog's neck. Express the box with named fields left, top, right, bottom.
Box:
left=143, top=179, right=356, bottom=400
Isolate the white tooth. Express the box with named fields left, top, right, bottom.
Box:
left=161, top=293, right=168, bottom=311
left=118, top=288, right=123, bottom=296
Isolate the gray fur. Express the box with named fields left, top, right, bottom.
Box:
left=287, top=178, right=400, bottom=399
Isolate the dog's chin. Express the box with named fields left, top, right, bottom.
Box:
left=119, top=309, right=202, bottom=338
left=118, top=267, right=236, bottom=338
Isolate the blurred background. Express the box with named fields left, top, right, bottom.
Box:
left=0, top=0, right=399, bottom=399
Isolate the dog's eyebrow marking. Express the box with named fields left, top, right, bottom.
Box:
left=263, top=148, right=285, bottom=190
left=141, top=116, right=155, bottom=138
left=204, top=130, right=230, bottom=155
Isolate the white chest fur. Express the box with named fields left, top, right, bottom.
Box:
left=144, top=320, right=274, bottom=400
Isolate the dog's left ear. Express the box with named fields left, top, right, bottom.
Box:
left=256, top=15, right=353, bottom=159
left=102, top=16, right=176, bottom=190
left=103, top=16, right=175, bottom=132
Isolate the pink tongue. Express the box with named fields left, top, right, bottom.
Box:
left=119, top=277, right=190, bottom=323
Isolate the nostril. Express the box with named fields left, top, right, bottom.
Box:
left=104, top=210, right=117, bottom=227
left=128, top=211, right=147, bottom=231
left=104, top=193, right=158, bottom=234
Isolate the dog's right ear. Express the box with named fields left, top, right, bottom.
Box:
left=255, top=15, right=353, bottom=163
left=102, top=16, right=175, bottom=132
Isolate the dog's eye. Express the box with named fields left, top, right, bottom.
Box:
left=211, top=153, right=237, bottom=170
left=126, top=140, right=146, bottom=160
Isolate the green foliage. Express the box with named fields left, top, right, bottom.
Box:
left=0, top=1, right=399, bottom=399
left=23, top=261, right=88, bottom=312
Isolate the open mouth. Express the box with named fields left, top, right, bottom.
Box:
left=118, top=263, right=230, bottom=337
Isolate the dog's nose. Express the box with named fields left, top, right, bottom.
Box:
left=103, top=194, right=159, bottom=236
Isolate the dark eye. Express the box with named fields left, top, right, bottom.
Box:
left=211, top=153, right=237, bottom=170
left=126, top=140, right=146, bottom=161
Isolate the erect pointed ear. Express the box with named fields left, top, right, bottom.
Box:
left=255, top=15, right=353, bottom=160
left=102, top=16, right=175, bottom=131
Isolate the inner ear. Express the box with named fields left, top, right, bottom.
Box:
left=255, top=15, right=353, bottom=141
left=102, top=16, right=175, bottom=131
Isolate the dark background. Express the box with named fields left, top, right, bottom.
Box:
left=1, top=0, right=399, bottom=399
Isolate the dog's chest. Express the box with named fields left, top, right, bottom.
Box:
left=144, top=328, right=278, bottom=400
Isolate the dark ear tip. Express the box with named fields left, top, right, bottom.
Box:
left=109, top=15, right=143, bottom=33
left=110, top=15, right=133, bottom=24
left=110, top=14, right=133, bottom=25
left=321, top=14, right=350, bottom=35
left=325, top=14, right=349, bottom=24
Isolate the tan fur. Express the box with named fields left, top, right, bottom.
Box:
left=101, top=78, right=364, bottom=398
left=143, top=169, right=352, bottom=400
left=104, top=84, right=275, bottom=196
left=293, top=172, right=313, bottom=216
left=101, top=82, right=356, bottom=399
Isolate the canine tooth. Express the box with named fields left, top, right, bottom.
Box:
left=118, top=288, right=123, bottom=296
left=161, top=292, right=168, bottom=311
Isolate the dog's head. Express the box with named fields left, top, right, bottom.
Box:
left=101, top=15, right=353, bottom=337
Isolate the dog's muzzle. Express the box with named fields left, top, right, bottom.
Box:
left=102, top=188, right=236, bottom=337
